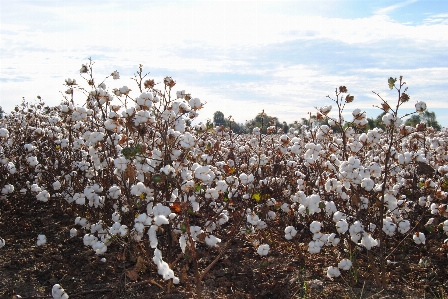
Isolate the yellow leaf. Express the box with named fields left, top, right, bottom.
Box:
left=252, top=193, right=261, bottom=201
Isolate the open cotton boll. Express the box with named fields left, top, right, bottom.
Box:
left=327, top=233, right=340, bottom=246
left=338, top=259, right=352, bottom=270
left=153, top=248, right=179, bottom=283
left=52, top=284, right=69, bottom=299
left=327, top=266, right=341, bottom=278
left=360, top=232, right=378, bottom=250
left=74, top=217, right=89, bottom=229
left=309, top=221, right=322, bottom=234
left=37, top=234, right=47, bottom=246
left=83, top=234, right=98, bottom=247
left=382, top=219, right=397, bottom=236
left=285, top=226, right=297, bottom=240
left=154, top=215, right=169, bottom=226
left=308, top=241, right=321, bottom=253
left=257, top=244, right=270, bottom=256
left=53, top=181, right=61, bottom=191
left=333, top=211, right=346, bottom=223
left=398, top=220, right=411, bottom=234
left=443, top=220, right=448, bottom=235
left=336, top=219, right=349, bottom=234
left=69, top=228, right=77, bottom=238
left=205, top=235, right=221, bottom=247
left=111, top=212, right=121, bottom=223
left=148, top=225, right=158, bottom=248
left=92, top=241, right=107, bottom=254
left=413, top=232, right=426, bottom=245
left=36, top=190, right=50, bottom=202
left=0, top=238, right=5, bottom=248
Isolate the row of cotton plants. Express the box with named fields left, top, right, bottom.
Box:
left=0, top=61, right=447, bottom=297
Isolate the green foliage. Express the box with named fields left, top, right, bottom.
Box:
left=121, top=144, right=143, bottom=159
left=405, top=110, right=442, bottom=131
left=213, top=111, right=226, bottom=126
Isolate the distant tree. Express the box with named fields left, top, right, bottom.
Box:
left=0, top=106, right=3, bottom=119
left=246, top=112, right=279, bottom=134
left=405, top=111, right=441, bottom=131
left=213, top=111, right=226, bottom=126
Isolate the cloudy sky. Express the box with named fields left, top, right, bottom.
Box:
left=1, top=0, right=448, bottom=128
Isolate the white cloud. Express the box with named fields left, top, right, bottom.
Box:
left=374, top=0, right=418, bottom=16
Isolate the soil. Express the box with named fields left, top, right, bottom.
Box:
left=1, top=197, right=447, bottom=299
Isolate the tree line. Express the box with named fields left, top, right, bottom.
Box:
left=212, top=109, right=443, bottom=134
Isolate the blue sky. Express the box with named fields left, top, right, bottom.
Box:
left=1, top=0, right=448, bottom=128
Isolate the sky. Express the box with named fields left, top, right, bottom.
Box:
left=1, top=0, right=448, bottom=128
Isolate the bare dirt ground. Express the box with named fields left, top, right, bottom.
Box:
left=1, top=196, right=447, bottom=299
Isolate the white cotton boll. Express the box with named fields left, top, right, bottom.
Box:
left=218, top=213, right=229, bottom=225
left=119, top=225, right=128, bottom=236
left=1, top=184, right=14, bottom=194
left=134, top=222, right=145, bottom=234
left=70, top=228, right=77, bottom=238
left=443, top=220, right=448, bottom=235
left=338, top=259, right=352, bottom=271
left=152, top=203, right=172, bottom=217
left=205, top=235, right=221, bottom=247
left=360, top=233, right=378, bottom=250
left=333, top=211, right=346, bottom=222
left=336, top=219, right=349, bottom=234
left=257, top=220, right=268, bottom=229
left=52, top=284, right=69, bottom=299
left=361, top=178, right=374, bottom=191
left=285, top=226, right=297, bottom=240
left=308, top=241, right=321, bottom=253
left=247, top=213, right=260, bottom=225
left=430, top=203, right=438, bottom=215
left=52, top=180, right=61, bottom=190
left=327, top=266, right=341, bottom=278
left=325, top=201, right=337, bottom=215
left=309, top=221, right=322, bottom=233
left=413, top=232, right=426, bottom=245
left=267, top=210, right=276, bottom=220
left=257, top=244, right=270, bottom=256
left=179, top=234, right=187, bottom=253
left=83, top=234, right=97, bottom=246
left=0, top=238, right=5, bottom=248
left=37, top=234, right=47, bottom=246
left=154, top=215, right=169, bottom=226
left=101, top=258, right=106, bottom=263
left=149, top=225, right=158, bottom=248
left=36, top=190, right=50, bottom=202
left=398, top=220, right=410, bottom=234
left=327, top=233, right=340, bottom=246
left=92, top=241, right=107, bottom=254
left=112, top=212, right=121, bottom=223
left=349, top=221, right=364, bottom=242
left=382, top=219, right=397, bottom=236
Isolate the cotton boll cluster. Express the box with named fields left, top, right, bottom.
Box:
left=52, top=284, right=69, bottom=299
